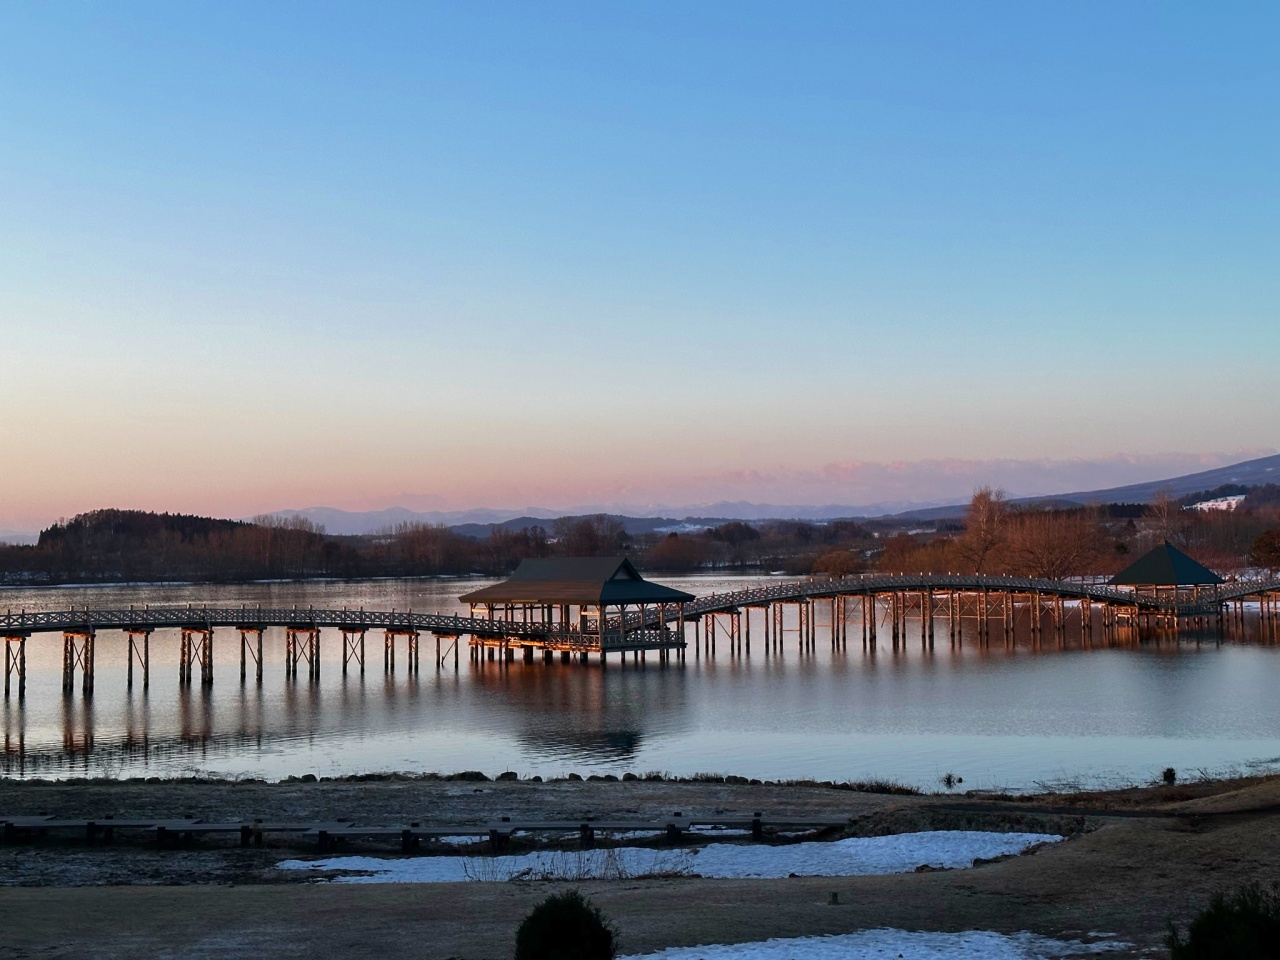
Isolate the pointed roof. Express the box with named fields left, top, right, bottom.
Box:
left=1109, top=541, right=1223, bottom=587
left=459, top=557, right=695, bottom=606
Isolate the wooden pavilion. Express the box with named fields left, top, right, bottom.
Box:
left=458, top=557, right=694, bottom=661
left=1109, top=541, right=1223, bottom=604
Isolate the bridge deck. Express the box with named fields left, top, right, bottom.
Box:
left=6, top=572, right=1276, bottom=640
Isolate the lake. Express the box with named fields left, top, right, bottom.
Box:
left=3, top=574, right=1278, bottom=791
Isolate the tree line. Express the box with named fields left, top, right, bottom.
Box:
left=0, top=492, right=1277, bottom=586
left=862, top=485, right=1280, bottom=580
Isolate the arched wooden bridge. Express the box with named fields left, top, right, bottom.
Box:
left=2, top=572, right=1278, bottom=698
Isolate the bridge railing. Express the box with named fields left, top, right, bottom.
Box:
left=4, top=573, right=1278, bottom=638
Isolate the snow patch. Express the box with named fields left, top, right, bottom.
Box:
left=277, top=830, right=1061, bottom=883
left=619, top=929, right=1129, bottom=959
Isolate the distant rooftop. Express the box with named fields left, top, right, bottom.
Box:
left=1109, top=541, right=1223, bottom=587
left=459, top=557, right=695, bottom=606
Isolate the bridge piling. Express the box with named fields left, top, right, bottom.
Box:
left=62, top=630, right=94, bottom=696
left=3, top=636, right=26, bottom=699
left=286, top=627, right=320, bottom=681
left=239, top=628, right=264, bottom=683
left=179, top=628, right=213, bottom=687
left=126, top=629, right=151, bottom=690
left=890, top=595, right=899, bottom=650
left=341, top=629, right=365, bottom=676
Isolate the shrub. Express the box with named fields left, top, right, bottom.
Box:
left=1167, top=883, right=1280, bottom=959
left=514, top=889, right=618, bottom=960
left=1164, top=767, right=1178, bottom=785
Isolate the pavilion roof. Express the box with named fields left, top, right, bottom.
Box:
left=458, top=557, right=696, bottom=606
left=1109, top=541, right=1223, bottom=587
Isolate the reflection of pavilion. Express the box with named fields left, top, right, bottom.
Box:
left=513, top=728, right=646, bottom=765
left=471, top=653, right=693, bottom=765
left=460, top=557, right=693, bottom=664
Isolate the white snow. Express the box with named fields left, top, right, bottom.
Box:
left=278, top=830, right=1061, bottom=883
left=1187, top=495, right=1245, bottom=512
left=618, top=929, right=1128, bottom=960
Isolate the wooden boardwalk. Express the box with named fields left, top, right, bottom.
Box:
left=2, top=573, right=1277, bottom=697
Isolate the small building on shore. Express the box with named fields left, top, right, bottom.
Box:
left=1109, top=541, right=1223, bottom=602
left=458, top=557, right=694, bottom=660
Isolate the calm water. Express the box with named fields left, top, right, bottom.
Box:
left=3, top=575, right=1279, bottom=791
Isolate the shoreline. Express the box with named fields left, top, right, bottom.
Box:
left=1, top=773, right=1278, bottom=957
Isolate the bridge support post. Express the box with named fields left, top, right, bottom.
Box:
left=868, top=595, right=877, bottom=649
left=892, top=594, right=901, bottom=649
left=239, top=628, right=264, bottom=683
left=341, top=629, right=366, bottom=676
left=180, top=628, right=213, bottom=686
left=984, top=590, right=993, bottom=644
left=4, top=636, right=26, bottom=699
left=62, top=630, right=95, bottom=696
left=286, top=628, right=320, bottom=681
left=126, top=629, right=151, bottom=690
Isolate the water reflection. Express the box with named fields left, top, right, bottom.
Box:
left=0, top=575, right=1277, bottom=788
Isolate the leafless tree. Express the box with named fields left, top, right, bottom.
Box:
left=954, top=486, right=1009, bottom=573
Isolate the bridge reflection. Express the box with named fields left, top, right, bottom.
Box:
left=2, top=610, right=1277, bottom=779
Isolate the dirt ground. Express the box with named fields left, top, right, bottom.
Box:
left=0, top=774, right=1278, bottom=959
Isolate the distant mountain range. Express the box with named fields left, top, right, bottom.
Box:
left=266, top=453, right=1280, bottom=536
left=881, top=453, right=1280, bottom=522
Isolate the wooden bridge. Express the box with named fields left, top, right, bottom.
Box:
left=2, top=572, right=1278, bottom=698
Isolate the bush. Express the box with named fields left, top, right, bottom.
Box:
left=514, top=889, right=618, bottom=960
left=1164, top=768, right=1178, bottom=785
left=1167, top=883, right=1280, bottom=959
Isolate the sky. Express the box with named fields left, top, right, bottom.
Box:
left=1, top=2, right=1277, bottom=531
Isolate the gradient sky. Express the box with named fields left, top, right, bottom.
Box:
left=2, top=2, right=1277, bottom=530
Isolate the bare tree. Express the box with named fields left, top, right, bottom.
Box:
left=1006, top=508, right=1106, bottom=579
left=1146, top=487, right=1190, bottom=546
left=954, top=486, right=1009, bottom=573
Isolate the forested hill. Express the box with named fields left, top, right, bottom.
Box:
left=9, top=509, right=355, bottom=584
left=38, top=509, right=249, bottom=551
